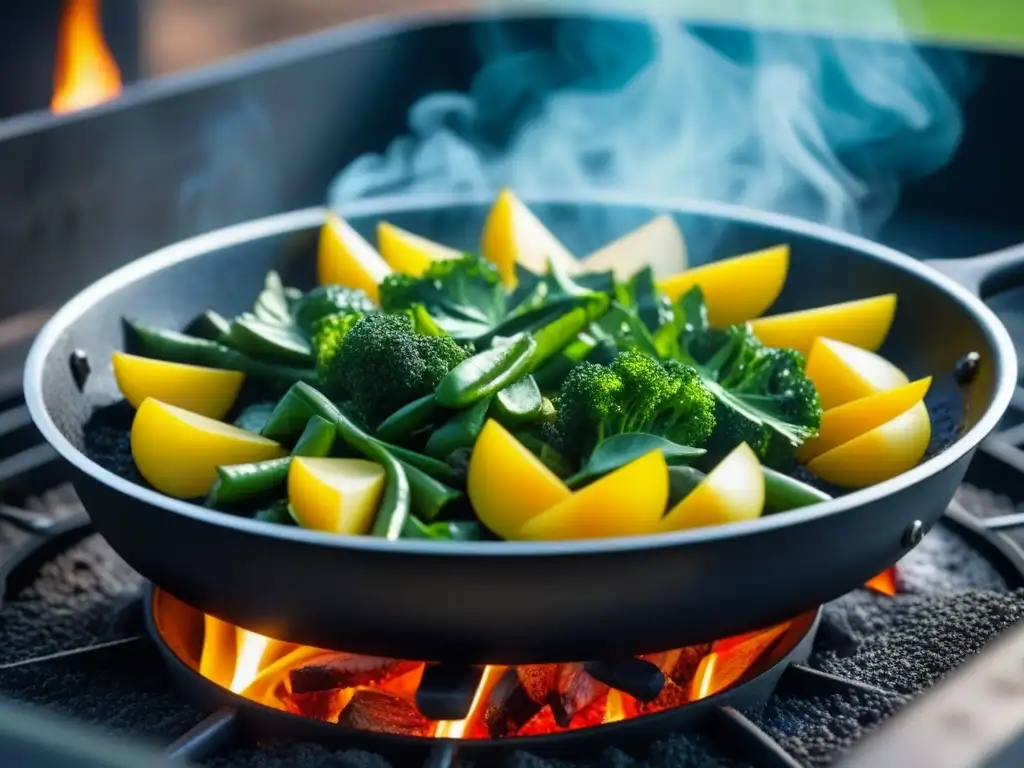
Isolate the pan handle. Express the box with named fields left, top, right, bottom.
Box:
left=925, top=242, right=1024, bottom=297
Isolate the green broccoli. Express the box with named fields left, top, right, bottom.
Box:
left=378, top=253, right=507, bottom=340
left=293, top=285, right=375, bottom=334
left=322, top=313, right=467, bottom=427
left=551, top=351, right=716, bottom=465
left=677, top=297, right=822, bottom=469
left=310, top=311, right=365, bottom=380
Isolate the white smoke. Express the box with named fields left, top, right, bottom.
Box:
left=328, top=1, right=972, bottom=238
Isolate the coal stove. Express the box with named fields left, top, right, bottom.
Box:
left=7, top=11, right=1024, bottom=768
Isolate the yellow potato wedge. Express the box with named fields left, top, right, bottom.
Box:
left=480, top=188, right=578, bottom=289
left=805, top=400, right=931, bottom=488
left=318, top=212, right=392, bottom=303
left=579, top=214, right=687, bottom=281
left=112, top=352, right=243, bottom=420
left=658, top=443, right=765, bottom=532
left=516, top=450, right=668, bottom=541
left=131, top=398, right=285, bottom=499
left=805, top=337, right=910, bottom=410
left=796, top=377, right=931, bottom=464
left=288, top=457, right=386, bottom=535
left=467, top=419, right=571, bottom=539
left=749, top=294, right=897, bottom=355
left=658, top=245, right=789, bottom=327
left=377, top=221, right=460, bottom=277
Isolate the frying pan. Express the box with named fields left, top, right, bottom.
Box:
left=22, top=191, right=1021, bottom=664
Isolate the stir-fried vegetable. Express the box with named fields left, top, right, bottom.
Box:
left=108, top=190, right=933, bottom=544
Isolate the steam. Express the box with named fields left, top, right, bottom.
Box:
left=328, top=3, right=975, bottom=239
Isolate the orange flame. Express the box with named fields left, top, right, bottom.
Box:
left=51, top=0, right=122, bottom=114
left=865, top=567, right=898, bottom=596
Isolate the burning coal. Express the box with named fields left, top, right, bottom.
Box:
left=329, top=3, right=974, bottom=243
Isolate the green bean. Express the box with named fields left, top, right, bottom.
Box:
left=209, top=414, right=337, bottom=507
left=208, top=457, right=292, bottom=507
left=435, top=334, right=537, bottom=408
left=401, top=515, right=484, bottom=541
left=290, top=383, right=409, bottom=540
left=424, top=397, right=492, bottom=461
left=402, top=462, right=462, bottom=521
left=492, top=375, right=544, bottom=426
left=260, top=387, right=316, bottom=441
left=667, top=466, right=707, bottom=508
left=763, top=467, right=831, bottom=512
left=125, top=319, right=315, bottom=392
left=375, top=394, right=440, bottom=443
left=380, top=443, right=460, bottom=483
left=254, top=500, right=296, bottom=526
left=293, top=414, right=337, bottom=456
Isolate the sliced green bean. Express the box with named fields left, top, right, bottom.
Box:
left=293, top=414, right=337, bottom=456
left=260, top=387, right=317, bottom=441
left=401, top=515, right=484, bottom=541
left=209, top=414, right=337, bottom=507
left=125, top=319, right=315, bottom=392
left=492, top=375, right=544, bottom=426
left=290, top=383, right=409, bottom=539
left=435, top=334, right=537, bottom=408
left=254, top=500, right=296, bottom=526
left=402, top=462, right=462, bottom=521
left=763, top=467, right=831, bottom=512
left=375, top=394, right=440, bottom=443
left=381, top=443, right=460, bottom=483
left=424, top=397, right=492, bottom=461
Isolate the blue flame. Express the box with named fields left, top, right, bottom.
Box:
left=329, top=11, right=976, bottom=239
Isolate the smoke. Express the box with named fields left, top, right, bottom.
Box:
left=328, top=3, right=976, bottom=241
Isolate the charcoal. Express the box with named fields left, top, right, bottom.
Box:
left=749, top=690, right=906, bottom=768
left=549, top=664, right=608, bottom=727
left=289, top=654, right=419, bottom=694
left=585, top=658, right=665, bottom=702
left=483, top=668, right=545, bottom=738
left=517, top=664, right=558, bottom=704
left=203, top=743, right=393, bottom=768
left=670, top=645, right=711, bottom=687
left=335, top=690, right=433, bottom=737
left=813, top=588, right=1024, bottom=694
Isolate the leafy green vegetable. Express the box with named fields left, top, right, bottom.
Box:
left=401, top=516, right=485, bottom=541
left=293, top=285, right=375, bottom=334
left=324, top=313, right=467, bottom=427
left=379, top=253, right=507, bottom=340
left=566, top=432, right=705, bottom=489
left=551, top=350, right=717, bottom=465
left=671, top=288, right=822, bottom=468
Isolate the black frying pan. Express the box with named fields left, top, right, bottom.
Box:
left=22, top=191, right=1021, bottom=664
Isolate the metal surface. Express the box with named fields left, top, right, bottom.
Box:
left=145, top=582, right=821, bottom=759
left=22, top=191, right=1021, bottom=662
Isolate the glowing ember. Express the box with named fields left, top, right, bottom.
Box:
left=51, top=0, right=122, bottom=114
left=184, top=609, right=798, bottom=739
left=865, top=567, right=899, bottom=596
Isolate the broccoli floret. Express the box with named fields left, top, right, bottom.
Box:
left=293, top=285, right=375, bottom=334
left=310, top=312, right=365, bottom=379
left=679, top=300, right=821, bottom=469
left=323, top=313, right=467, bottom=427
left=378, top=253, right=507, bottom=340
left=551, top=351, right=716, bottom=465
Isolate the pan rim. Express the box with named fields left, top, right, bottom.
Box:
left=23, top=190, right=1019, bottom=556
